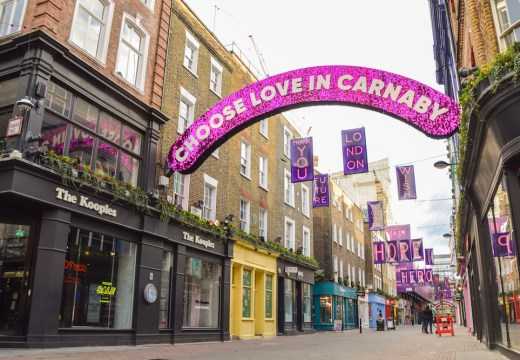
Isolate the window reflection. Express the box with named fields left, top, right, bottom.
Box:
left=68, top=126, right=94, bottom=166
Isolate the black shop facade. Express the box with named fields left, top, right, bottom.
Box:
left=0, top=160, right=232, bottom=348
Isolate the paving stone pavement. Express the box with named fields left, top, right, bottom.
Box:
left=0, top=324, right=510, bottom=360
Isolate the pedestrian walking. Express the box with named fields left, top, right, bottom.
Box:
left=410, top=313, right=415, bottom=326
left=421, top=306, right=433, bottom=334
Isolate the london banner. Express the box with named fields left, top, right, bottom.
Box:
left=342, top=127, right=368, bottom=175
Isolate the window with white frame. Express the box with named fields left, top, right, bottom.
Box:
left=240, top=139, right=251, bottom=178
left=301, top=184, right=310, bottom=217
left=177, top=87, right=196, bottom=134
left=333, top=256, right=338, bottom=283
left=338, top=201, right=342, bottom=213
left=259, top=208, right=267, bottom=239
left=202, top=174, right=217, bottom=221
left=139, top=0, right=154, bottom=10
left=209, top=57, right=223, bottom=96
left=351, top=235, right=355, bottom=252
left=172, top=172, right=189, bottom=209
left=332, top=194, right=337, bottom=207
left=69, top=0, right=114, bottom=62
left=492, top=0, right=520, bottom=51
left=239, top=199, right=250, bottom=232
left=357, top=241, right=361, bottom=257
left=339, top=259, right=344, bottom=281
left=338, top=226, right=343, bottom=246
left=259, top=119, right=268, bottom=137
left=346, top=232, right=350, bottom=251
left=333, top=223, right=337, bottom=243
left=259, top=154, right=268, bottom=189
left=361, top=243, right=365, bottom=259
left=283, top=126, right=292, bottom=157
left=0, top=0, right=26, bottom=37
left=347, top=264, right=351, bottom=283
left=302, top=226, right=311, bottom=257
left=358, top=268, right=362, bottom=285
left=115, top=14, right=149, bottom=90
left=284, top=217, right=295, bottom=250
left=183, top=31, right=199, bottom=74
left=284, top=169, right=294, bottom=206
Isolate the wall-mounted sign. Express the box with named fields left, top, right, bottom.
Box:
left=55, top=187, right=117, bottom=217
left=166, top=65, right=460, bottom=174
left=285, top=266, right=298, bottom=273
left=182, top=231, right=215, bottom=249
left=144, top=283, right=158, bottom=304
left=6, top=116, right=23, bottom=137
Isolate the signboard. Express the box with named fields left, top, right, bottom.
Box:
left=333, top=319, right=343, bottom=331
left=6, top=116, right=23, bottom=137
left=285, top=266, right=298, bottom=273
left=357, top=290, right=366, bottom=297
left=342, top=127, right=368, bottom=175
left=313, top=174, right=329, bottom=207
left=290, top=137, right=314, bottom=182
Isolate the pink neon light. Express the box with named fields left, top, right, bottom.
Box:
left=167, top=65, right=460, bottom=174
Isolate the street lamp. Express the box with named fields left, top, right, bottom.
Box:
left=433, top=160, right=455, bottom=170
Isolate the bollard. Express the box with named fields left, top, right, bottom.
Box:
left=359, top=317, right=362, bottom=334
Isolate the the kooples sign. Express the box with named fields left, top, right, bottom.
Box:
left=56, top=187, right=117, bottom=217
left=167, top=65, right=460, bottom=174
left=183, top=231, right=215, bottom=249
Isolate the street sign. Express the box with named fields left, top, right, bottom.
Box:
left=455, top=294, right=462, bottom=301
left=356, top=290, right=365, bottom=297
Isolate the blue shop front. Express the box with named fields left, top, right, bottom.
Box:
left=368, top=293, right=387, bottom=329
left=313, top=282, right=358, bottom=331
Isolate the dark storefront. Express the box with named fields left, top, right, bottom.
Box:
left=276, top=258, right=316, bottom=335
left=460, top=67, right=520, bottom=359
left=0, top=32, right=232, bottom=348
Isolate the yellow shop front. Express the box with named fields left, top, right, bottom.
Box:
left=230, top=240, right=278, bottom=339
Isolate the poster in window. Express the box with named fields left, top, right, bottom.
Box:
left=242, top=287, right=251, bottom=318
left=243, top=269, right=251, bottom=287
left=265, top=289, right=272, bottom=318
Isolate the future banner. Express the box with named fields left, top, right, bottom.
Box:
left=342, top=127, right=368, bottom=175
left=290, top=137, right=314, bottom=182
left=396, top=165, right=417, bottom=200
left=368, top=201, right=385, bottom=231
left=313, top=174, right=329, bottom=207
left=373, top=239, right=424, bottom=263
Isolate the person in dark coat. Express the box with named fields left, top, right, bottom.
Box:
left=422, top=306, right=433, bottom=333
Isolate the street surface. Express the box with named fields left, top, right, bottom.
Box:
left=0, top=324, right=508, bottom=360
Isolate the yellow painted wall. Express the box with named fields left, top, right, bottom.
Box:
left=230, top=240, right=277, bottom=339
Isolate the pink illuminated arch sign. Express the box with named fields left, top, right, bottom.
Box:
left=166, top=65, right=460, bottom=174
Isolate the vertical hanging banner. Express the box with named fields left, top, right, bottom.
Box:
left=373, top=242, right=386, bottom=264
left=290, top=137, right=314, bottom=182
left=368, top=201, right=385, bottom=230
left=387, top=240, right=399, bottom=265
left=425, top=269, right=433, bottom=283
left=313, top=174, right=329, bottom=207
left=342, top=127, right=368, bottom=175
left=493, top=232, right=516, bottom=258
left=385, top=224, right=411, bottom=241
left=411, top=239, right=424, bottom=261
left=416, top=269, right=425, bottom=284
left=396, top=165, right=417, bottom=200
left=398, top=239, right=412, bottom=262
left=424, top=248, right=434, bottom=265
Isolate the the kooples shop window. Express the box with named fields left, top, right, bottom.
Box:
left=40, top=81, right=143, bottom=186
left=183, top=257, right=221, bottom=328
left=59, top=227, right=137, bottom=329
left=488, top=178, right=520, bottom=350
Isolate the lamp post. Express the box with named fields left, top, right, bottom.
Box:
left=433, top=160, right=454, bottom=170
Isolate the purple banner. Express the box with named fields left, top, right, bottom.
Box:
left=493, top=232, right=516, bottom=258
left=425, top=269, right=433, bottom=283
left=368, top=201, right=385, bottom=230
left=342, top=127, right=368, bottom=175
left=290, top=137, right=314, bottom=182
left=387, top=240, right=399, bottom=264
left=424, top=248, right=434, bottom=266
left=398, top=239, right=412, bottom=262
left=373, top=242, right=386, bottom=264
left=416, top=269, right=426, bottom=284
left=396, top=165, right=417, bottom=200
left=385, top=224, right=411, bottom=241
left=411, top=239, right=424, bottom=261
left=313, top=174, right=329, bottom=207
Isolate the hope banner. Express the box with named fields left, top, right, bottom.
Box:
left=368, top=201, right=385, bottom=230
left=313, top=174, right=329, bottom=207
left=341, top=127, right=368, bottom=175
left=290, top=137, right=314, bottom=182
left=396, top=165, right=417, bottom=200
left=411, top=239, right=424, bottom=262
left=373, top=242, right=386, bottom=264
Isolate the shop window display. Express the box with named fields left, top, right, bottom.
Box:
left=183, top=257, right=221, bottom=328
left=488, top=177, right=520, bottom=350
left=265, top=274, right=273, bottom=318
left=159, top=251, right=173, bottom=329
left=284, top=279, right=294, bottom=322
left=303, top=283, right=312, bottom=323
left=59, top=227, right=137, bottom=329
left=320, top=295, right=332, bottom=324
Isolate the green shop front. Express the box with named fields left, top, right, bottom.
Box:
left=313, top=282, right=358, bottom=331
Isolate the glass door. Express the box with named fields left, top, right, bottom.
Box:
left=0, top=223, right=30, bottom=334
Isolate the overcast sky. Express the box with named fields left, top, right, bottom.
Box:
left=184, top=0, right=454, bottom=254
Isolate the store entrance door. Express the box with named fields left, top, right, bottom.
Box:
left=0, top=224, right=31, bottom=335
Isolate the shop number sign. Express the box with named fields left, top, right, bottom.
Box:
left=144, top=283, right=158, bottom=304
